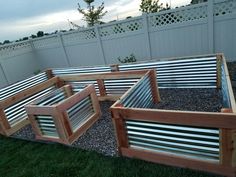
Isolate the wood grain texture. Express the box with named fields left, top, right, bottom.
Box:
left=112, top=107, right=236, bottom=129
left=148, top=70, right=161, bottom=103
left=121, top=147, right=236, bottom=177
left=216, top=54, right=222, bottom=89
left=220, top=129, right=233, bottom=166
left=96, top=79, right=106, bottom=96
left=0, top=77, right=59, bottom=109
left=63, top=85, right=73, bottom=98
left=0, top=109, right=10, bottom=130
left=45, top=69, right=54, bottom=79
left=111, top=107, right=129, bottom=154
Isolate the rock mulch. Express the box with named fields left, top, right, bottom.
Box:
left=11, top=101, right=118, bottom=156
left=11, top=89, right=222, bottom=157
left=71, top=101, right=117, bottom=156
left=153, top=88, right=222, bottom=112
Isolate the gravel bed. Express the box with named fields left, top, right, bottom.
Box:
left=11, top=124, right=35, bottom=140
left=11, top=101, right=118, bottom=156
left=153, top=88, right=222, bottom=112
left=11, top=89, right=222, bottom=157
left=72, top=101, right=117, bottom=156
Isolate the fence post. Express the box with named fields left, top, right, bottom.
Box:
left=0, top=62, right=9, bottom=85
left=143, top=13, right=152, bottom=60
left=208, top=0, right=214, bottom=53
left=94, top=25, right=107, bottom=65
left=29, top=39, right=42, bottom=71
left=58, top=32, right=71, bottom=67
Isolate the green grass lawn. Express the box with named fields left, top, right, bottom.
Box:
left=0, top=136, right=219, bottom=177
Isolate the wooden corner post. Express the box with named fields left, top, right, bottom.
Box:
left=45, top=69, right=54, bottom=79
left=111, top=106, right=129, bottom=155
left=0, top=108, right=11, bottom=135
left=110, top=64, right=120, bottom=72
left=148, top=69, right=161, bottom=103
left=216, top=54, right=222, bottom=89
left=96, top=79, right=106, bottom=97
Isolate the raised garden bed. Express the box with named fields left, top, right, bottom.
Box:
left=1, top=54, right=236, bottom=177
left=12, top=101, right=117, bottom=156
left=25, top=84, right=101, bottom=145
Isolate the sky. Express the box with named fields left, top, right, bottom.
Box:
left=0, top=0, right=191, bottom=42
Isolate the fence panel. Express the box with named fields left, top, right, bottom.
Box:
left=0, top=0, right=236, bottom=84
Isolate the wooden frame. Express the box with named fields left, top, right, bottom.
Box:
left=0, top=77, right=61, bottom=136
left=60, top=69, right=156, bottom=102
left=0, top=53, right=235, bottom=176
left=0, top=69, right=155, bottom=136
left=25, top=84, right=101, bottom=145
left=110, top=54, right=236, bottom=177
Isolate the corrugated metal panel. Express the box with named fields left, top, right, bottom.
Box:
left=0, top=72, right=48, bottom=100
left=120, top=75, right=153, bottom=108
left=36, top=115, right=59, bottom=138
left=51, top=56, right=217, bottom=89
left=4, top=86, right=55, bottom=126
left=52, top=66, right=110, bottom=76
left=66, top=80, right=100, bottom=95
left=104, top=78, right=139, bottom=95
left=67, top=96, right=95, bottom=132
left=126, top=120, right=219, bottom=162
left=221, top=63, right=231, bottom=108
left=35, top=88, right=65, bottom=106
left=119, top=56, right=217, bottom=88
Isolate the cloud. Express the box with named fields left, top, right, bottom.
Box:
left=104, top=0, right=141, bottom=21
left=0, top=0, right=78, bottom=21
left=0, top=0, right=191, bottom=42
left=0, top=9, right=84, bottom=41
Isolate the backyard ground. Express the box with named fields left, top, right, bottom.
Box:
left=1, top=62, right=236, bottom=177
left=0, top=136, right=220, bottom=177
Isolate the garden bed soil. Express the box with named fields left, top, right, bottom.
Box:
left=11, top=88, right=222, bottom=156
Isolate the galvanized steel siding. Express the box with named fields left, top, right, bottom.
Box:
left=120, top=75, right=154, bottom=108
left=35, top=115, right=59, bottom=138
left=67, top=96, right=95, bottom=132
left=126, top=120, right=220, bottom=162
left=119, top=56, right=217, bottom=88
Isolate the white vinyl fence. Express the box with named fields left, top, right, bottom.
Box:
left=0, top=0, right=235, bottom=88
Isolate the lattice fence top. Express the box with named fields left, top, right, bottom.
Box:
left=0, top=42, right=31, bottom=58
left=62, top=29, right=96, bottom=45
left=214, top=0, right=236, bottom=16
left=149, top=3, right=208, bottom=28
left=33, top=35, right=60, bottom=50
left=99, top=18, right=143, bottom=38
left=0, top=0, right=235, bottom=55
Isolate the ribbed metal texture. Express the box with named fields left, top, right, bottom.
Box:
left=67, top=96, right=95, bottom=132
left=126, top=120, right=219, bottom=162
left=0, top=72, right=48, bottom=101
left=52, top=66, right=110, bottom=76
left=36, top=115, right=59, bottom=137
left=4, top=87, right=55, bottom=126
left=221, top=63, right=231, bottom=108
left=51, top=56, right=217, bottom=89
left=104, top=78, right=139, bottom=95
left=35, top=88, right=65, bottom=106
left=119, top=56, right=217, bottom=88
left=66, top=81, right=100, bottom=95
left=120, top=75, right=153, bottom=108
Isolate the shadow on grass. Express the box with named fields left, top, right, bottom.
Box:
left=0, top=136, right=221, bottom=177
